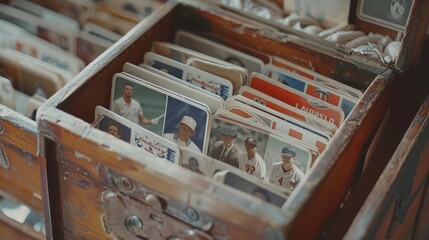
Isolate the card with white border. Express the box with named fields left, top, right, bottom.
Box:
left=0, top=76, right=16, bottom=110
left=94, top=105, right=181, bottom=164
left=0, top=19, right=83, bottom=75
left=180, top=147, right=290, bottom=207
left=151, top=41, right=249, bottom=84
left=174, top=30, right=265, bottom=74
left=208, top=116, right=314, bottom=176
left=272, top=56, right=363, bottom=99
left=225, top=97, right=330, bottom=152
left=0, top=3, right=78, bottom=52
left=123, top=62, right=224, bottom=113
left=263, top=64, right=358, bottom=117
left=249, top=73, right=345, bottom=128
left=187, top=57, right=244, bottom=94
left=0, top=48, right=64, bottom=98
left=238, top=85, right=338, bottom=136
left=111, top=72, right=212, bottom=154
left=144, top=51, right=233, bottom=101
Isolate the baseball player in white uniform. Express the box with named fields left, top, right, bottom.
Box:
left=112, top=82, right=160, bottom=125
left=164, top=115, right=201, bottom=153
left=269, top=146, right=304, bottom=191
left=238, top=137, right=267, bottom=180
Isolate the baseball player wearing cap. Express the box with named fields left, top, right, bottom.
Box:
left=209, top=127, right=242, bottom=168
left=112, top=82, right=160, bottom=125
left=268, top=146, right=304, bottom=191
left=164, top=115, right=201, bottom=153
left=238, top=137, right=267, bottom=180
left=181, top=157, right=204, bottom=175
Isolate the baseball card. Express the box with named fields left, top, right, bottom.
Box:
left=229, top=95, right=334, bottom=137
left=263, top=64, right=358, bottom=117
left=24, top=93, right=46, bottom=120
left=220, top=107, right=270, bottom=129
left=144, top=52, right=234, bottom=101
left=0, top=3, right=78, bottom=52
left=187, top=57, right=245, bottom=93
left=95, top=4, right=141, bottom=24
left=213, top=111, right=320, bottom=164
left=75, top=30, right=113, bottom=65
left=283, top=0, right=350, bottom=28
left=151, top=41, right=247, bottom=90
left=0, top=20, right=85, bottom=76
left=179, top=148, right=215, bottom=177
left=180, top=147, right=290, bottom=207
left=249, top=73, right=345, bottom=128
left=213, top=108, right=271, bottom=133
left=14, top=90, right=31, bottom=116
left=208, top=116, right=314, bottom=176
left=111, top=73, right=212, bottom=154
left=357, top=0, right=412, bottom=31
left=238, top=86, right=338, bottom=136
left=123, top=62, right=224, bottom=113
left=272, top=56, right=363, bottom=99
left=12, top=47, right=74, bottom=87
left=123, top=69, right=212, bottom=112
left=82, top=11, right=135, bottom=36
left=94, top=106, right=181, bottom=164
left=264, top=133, right=312, bottom=174
left=213, top=108, right=321, bottom=164
left=174, top=30, right=265, bottom=74
left=203, top=33, right=273, bottom=64
left=215, top=170, right=289, bottom=207
left=0, top=76, right=16, bottom=110
left=82, top=22, right=122, bottom=43
left=10, top=0, right=80, bottom=30
left=0, top=48, right=64, bottom=98
left=56, top=0, right=96, bottom=23
left=225, top=97, right=330, bottom=152
left=101, top=0, right=162, bottom=19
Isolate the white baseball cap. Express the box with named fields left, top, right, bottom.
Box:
left=180, top=115, right=197, bottom=131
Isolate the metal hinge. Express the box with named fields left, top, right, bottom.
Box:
left=100, top=190, right=213, bottom=240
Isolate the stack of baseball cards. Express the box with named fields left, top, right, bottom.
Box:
left=0, top=0, right=166, bottom=119
left=0, top=0, right=164, bottom=65
left=94, top=26, right=363, bottom=208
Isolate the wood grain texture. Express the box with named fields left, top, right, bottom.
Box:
left=0, top=106, right=41, bottom=212
left=414, top=176, right=429, bottom=240
left=0, top=142, right=42, bottom=212
left=345, top=95, right=429, bottom=239
left=0, top=106, right=38, bottom=156
left=0, top=214, right=44, bottom=240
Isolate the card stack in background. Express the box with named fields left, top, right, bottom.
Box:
left=0, top=0, right=163, bottom=120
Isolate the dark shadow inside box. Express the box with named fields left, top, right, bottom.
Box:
left=56, top=3, right=378, bottom=125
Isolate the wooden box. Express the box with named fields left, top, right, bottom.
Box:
left=36, top=0, right=429, bottom=239
left=0, top=104, right=44, bottom=240
left=345, top=93, right=429, bottom=240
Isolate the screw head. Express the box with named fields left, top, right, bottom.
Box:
left=124, top=216, right=143, bottom=234
left=184, top=207, right=199, bottom=221
left=120, top=177, right=134, bottom=191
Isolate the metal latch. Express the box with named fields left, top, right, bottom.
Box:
left=100, top=190, right=213, bottom=240
left=98, top=164, right=222, bottom=236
